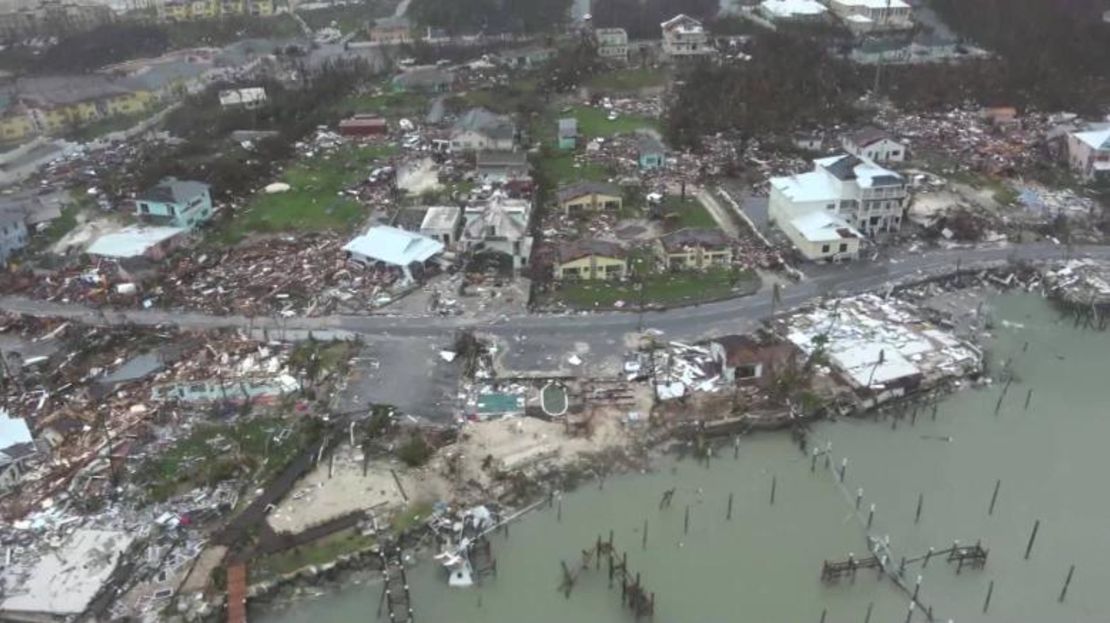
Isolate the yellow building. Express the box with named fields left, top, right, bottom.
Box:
left=14, top=76, right=155, bottom=135
left=655, top=228, right=734, bottom=271
left=553, top=239, right=627, bottom=281
left=250, top=0, right=274, bottom=16
left=555, top=181, right=623, bottom=216
left=163, top=0, right=273, bottom=20
left=0, top=114, right=33, bottom=143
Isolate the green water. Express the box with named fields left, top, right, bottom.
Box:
left=257, top=294, right=1109, bottom=623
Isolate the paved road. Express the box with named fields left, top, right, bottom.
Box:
left=2, top=242, right=1099, bottom=344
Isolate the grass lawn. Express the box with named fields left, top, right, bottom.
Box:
left=538, top=151, right=612, bottom=185
left=569, top=105, right=659, bottom=140
left=585, top=67, right=668, bottom=92
left=139, top=416, right=314, bottom=502
left=553, top=268, right=760, bottom=309
left=216, top=144, right=397, bottom=242
left=336, top=90, right=427, bottom=119
left=662, top=196, right=718, bottom=229
left=252, top=528, right=377, bottom=579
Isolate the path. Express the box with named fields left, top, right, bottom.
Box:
left=695, top=187, right=741, bottom=237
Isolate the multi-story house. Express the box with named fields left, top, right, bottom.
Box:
left=828, top=0, right=913, bottom=33
left=660, top=14, right=714, bottom=59
left=134, top=178, right=213, bottom=230
left=595, top=27, right=629, bottom=62
left=769, top=154, right=906, bottom=259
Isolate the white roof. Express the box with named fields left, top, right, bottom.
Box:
left=218, top=87, right=267, bottom=106
left=420, top=206, right=461, bottom=231
left=830, top=342, right=920, bottom=388
left=86, top=226, right=185, bottom=258
left=845, top=13, right=874, bottom=22
left=1073, top=127, right=1110, bottom=151
left=343, top=225, right=444, bottom=266
left=836, top=0, right=909, bottom=8
left=761, top=0, right=828, bottom=18
left=814, top=153, right=903, bottom=188
left=0, top=408, right=31, bottom=450
left=1, top=529, right=136, bottom=616
left=790, top=211, right=861, bottom=242
left=770, top=170, right=839, bottom=203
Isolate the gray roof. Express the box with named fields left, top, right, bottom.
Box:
left=556, top=239, right=625, bottom=263
left=558, top=117, right=577, bottom=138
left=454, top=107, right=514, bottom=133
left=635, top=132, right=665, bottom=154
left=374, top=16, right=411, bottom=29
left=556, top=181, right=621, bottom=203
left=115, top=60, right=208, bottom=92
left=136, top=177, right=209, bottom=205
left=823, top=154, right=863, bottom=181
left=16, top=75, right=133, bottom=107
left=659, top=227, right=733, bottom=252
left=392, top=66, right=456, bottom=89
left=845, top=126, right=895, bottom=149
left=477, top=150, right=527, bottom=168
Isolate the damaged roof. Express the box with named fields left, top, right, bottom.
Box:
left=556, top=239, right=626, bottom=263
left=845, top=125, right=896, bottom=148
left=136, top=177, right=210, bottom=205
left=659, top=227, right=733, bottom=252
left=556, top=180, right=621, bottom=202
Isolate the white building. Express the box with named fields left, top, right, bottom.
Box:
left=660, top=14, right=714, bottom=59
left=758, top=0, right=828, bottom=22
left=769, top=153, right=907, bottom=251
left=419, top=206, right=462, bottom=246
left=343, top=225, right=445, bottom=284
left=461, top=194, right=532, bottom=270
left=782, top=210, right=862, bottom=262
left=829, top=0, right=912, bottom=33
left=595, top=27, right=629, bottom=62
left=1066, top=126, right=1110, bottom=181
left=449, top=107, right=516, bottom=152
left=0, top=409, right=34, bottom=492
left=842, top=126, right=906, bottom=163
left=218, top=87, right=268, bottom=110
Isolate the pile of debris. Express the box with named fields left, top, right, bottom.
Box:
left=1043, top=259, right=1110, bottom=307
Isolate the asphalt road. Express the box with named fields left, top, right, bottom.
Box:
left=1, top=242, right=1103, bottom=373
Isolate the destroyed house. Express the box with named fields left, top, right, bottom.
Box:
left=218, top=87, right=267, bottom=109
left=392, top=66, right=456, bottom=93
left=339, top=115, right=388, bottom=137
left=134, top=177, right=213, bottom=230
left=656, top=228, right=734, bottom=270
left=553, top=239, right=627, bottom=280
left=462, top=196, right=532, bottom=269
left=557, top=117, right=577, bottom=150
left=1066, top=126, right=1110, bottom=181
left=660, top=14, right=713, bottom=59
left=0, top=409, right=35, bottom=492
left=476, top=150, right=529, bottom=182
left=369, top=16, right=411, bottom=43
left=556, top=181, right=622, bottom=215
left=595, top=28, right=629, bottom=61
left=0, top=211, right=28, bottom=265
left=709, top=335, right=797, bottom=384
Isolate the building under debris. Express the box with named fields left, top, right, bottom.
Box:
left=781, top=294, right=982, bottom=406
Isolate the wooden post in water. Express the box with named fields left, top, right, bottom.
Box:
left=642, top=519, right=648, bottom=550
left=818, top=609, right=826, bottom=623
left=912, top=575, right=922, bottom=602
left=727, top=493, right=733, bottom=521
left=856, top=488, right=863, bottom=510
left=923, top=547, right=933, bottom=568
left=904, top=603, right=914, bottom=623
left=557, top=498, right=562, bottom=523
left=983, top=580, right=994, bottom=613
left=811, top=448, right=818, bottom=472
left=931, top=402, right=938, bottom=420
left=684, top=505, right=690, bottom=535
left=867, top=504, right=875, bottom=529
left=734, top=435, right=740, bottom=459
left=839, top=458, right=848, bottom=483
left=989, top=479, right=1001, bottom=516
left=864, top=602, right=873, bottom=623
left=1059, top=565, right=1076, bottom=602
left=915, top=493, right=924, bottom=524
left=1024, top=388, right=1033, bottom=410
left=1025, top=520, right=1040, bottom=560
left=770, top=475, right=777, bottom=505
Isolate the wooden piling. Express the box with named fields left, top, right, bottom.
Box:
left=904, top=603, right=914, bottom=623
left=915, top=493, right=923, bottom=524
left=727, top=493, right=733, bottom=521
left=1024, top=388, right=1033, bottom=410
left=912, top=575, right=921, bottom=602
left=642, top=520, right=648, bottom=550
left=839, top=458, right=848, bottom=482
left=557, top=499, right=562, bottom=523
left=770, top=475, right=777, bottom=505
left=864, top=602, right=873, bottom=623
left=989, top=479, right=1001, bottom=516
left=1024, top=520, right=1040, bottom=560
left=867, top=504, right=875, bottom=529
left=856, top=487, right=863, bottom=510
left=684, top=505, right=690, bottom=534
left=1059, top=564, right=1075, bottom=602
left=811, top=449, right=818, bottom=472
left=983, top=580, right=994, bottom=613
left=734, top=435, right=740, bottom=459
left=923, top=547, right=933, bottom=568
left=818, top=609, right=826, bottom=623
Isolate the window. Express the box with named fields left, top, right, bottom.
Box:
left=821, top=244, right=830, bottom=253
left=826, top=203, right=835, bottom=210
left=140, top=203, right=149, bottom=213
left=839, top=243, right=848, bottom=252
left=890, top=151, right=901, bottom=157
